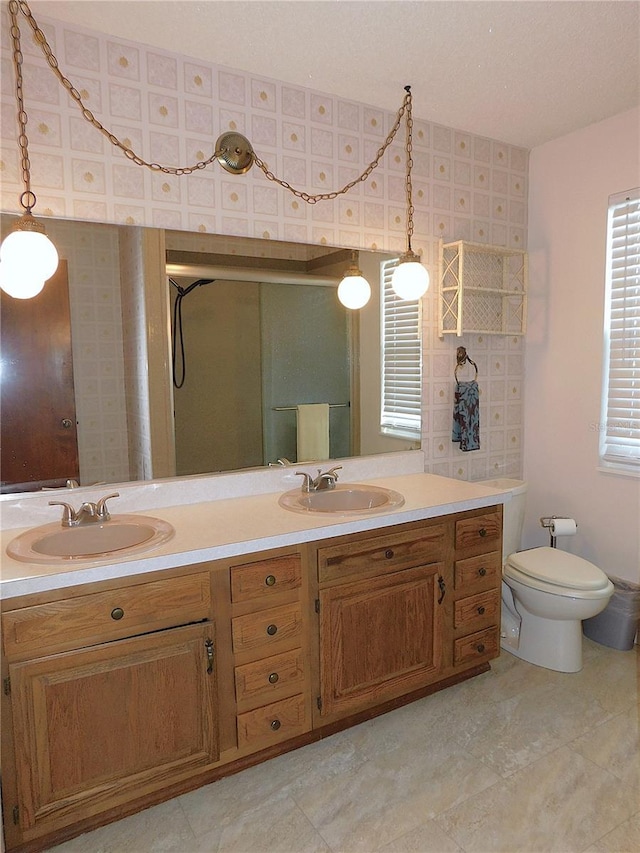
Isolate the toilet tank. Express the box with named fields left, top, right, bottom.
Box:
left=478, top=478, right=527, bottom=563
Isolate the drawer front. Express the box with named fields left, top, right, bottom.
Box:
left=235, top=648, right=305, bottom=707
left=2, top=573, right=211, bottom=658
left=318, top=524, right=445, bottom=584
left=232, top=602, right=302, bottom=654
left=237, top=693, right=307, bottom=749
left=455, top=511, right=501, bottom=552
left=454, top=552, right=501, bottom=591
left=231, top=554, right=301, bottom=604
left=453, top=627, right=499, bottom=667
left=454, top=590, right=500, bottom=629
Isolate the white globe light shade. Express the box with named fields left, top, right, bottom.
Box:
left=0, top=228, right=59, bottom=287
left=0, top=260, right=46, bottom=299
left=337, top=273, right=371, bottom=310
left=391, top=260, right=429, bottom=300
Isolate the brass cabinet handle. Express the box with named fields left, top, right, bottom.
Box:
left=266, top=624, right=278, bottom=636
left=478, top=567, right=487, bottom=577
left=384, top=549, right=394, bottom=559
left=265, top=574, right=276, bottom=587
left=437, top=576, right=446, bottom=604
left=268, top=672, right=279, bottom=684
left=110, top=607, right=124, bottom=620
left=476, top=643, right=485, bottom=654
left=205, top=638, right=214, bottom=674
left=477, top=606, right=486, bottom=615
left=478, top=528, right=487, bottom=537
left=270, top=719, right=281, bottom=731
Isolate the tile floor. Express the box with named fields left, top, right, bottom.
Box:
left=49, top=638, right=639, bottom=853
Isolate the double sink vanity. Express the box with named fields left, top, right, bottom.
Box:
left=0, top=455, right=508, bottom=852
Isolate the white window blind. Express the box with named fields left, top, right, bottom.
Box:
left=600, top=188, right=640, bottom=470
left=380, top=259, right=422, bottom=438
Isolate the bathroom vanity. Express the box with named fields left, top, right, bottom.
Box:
left=0, top=471, right=505, bottom=852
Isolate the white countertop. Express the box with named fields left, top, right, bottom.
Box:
left=0, top=473, right=509, bottom=599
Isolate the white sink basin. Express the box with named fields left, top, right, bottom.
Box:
left=279, top=484, right=404, bottom=515
left=6, top=515, right=175, bottom=564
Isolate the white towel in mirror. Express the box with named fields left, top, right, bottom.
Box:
left=296, top=403, right=330, bottom=462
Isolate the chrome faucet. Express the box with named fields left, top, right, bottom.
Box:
left=49, top=492, right=120, bottom=527
left=295, top=466, right=342, bottom=492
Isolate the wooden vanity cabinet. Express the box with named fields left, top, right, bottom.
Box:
left=1, top=506, right=502, bottom=852
left=1, top=569, right=219, bottom=848
left=229, top=551, right=313, bottom=753
left=314, top=520, right=448, bottom=723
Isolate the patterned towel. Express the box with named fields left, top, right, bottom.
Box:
left=452, top=380, right=480, bottom=451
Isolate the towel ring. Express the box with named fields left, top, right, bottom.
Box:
left=454, top=346, right=478, bottom=384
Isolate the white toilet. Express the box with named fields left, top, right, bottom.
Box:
left=480, top=478, right=614, bottom=673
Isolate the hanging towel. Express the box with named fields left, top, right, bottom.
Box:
left=452, top=381, right=480, bottom=451
left=296, top=403, right=330, bottom=462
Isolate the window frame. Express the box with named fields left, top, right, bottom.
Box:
left=379, top=258, right=422, bottom=440
left=599, top=188, right=640, bottom=475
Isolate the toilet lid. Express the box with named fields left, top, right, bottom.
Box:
left=506, top=547, right=609, bottom=591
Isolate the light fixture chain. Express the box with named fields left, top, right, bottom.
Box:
left=404, top=88, right=415, bottom=251
left=9, top=1, right=35, bottom=212
left=15, top=0, right=223, bottom=176
left=252, top=91, right=410, bottom=204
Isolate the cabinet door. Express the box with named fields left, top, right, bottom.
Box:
left=319, top=564, right=445, bottom=719
left=9, top=623, right=218, bottom=834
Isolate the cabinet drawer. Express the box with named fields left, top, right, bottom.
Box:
left=455, top=511, right=501, bottom=552
left=453, top=627, right=499, bottom=667
left=454, top=590, right=500, bottom=629
left=237, top=693, right=307, bottom=749
left=318, top=524, right=445, bottom=584
left=235, top=648, right=305, bottom=707
left=232, top=602, right=302, bottom=655
left=454, top=552, right=501, bottom=591
left=231, top=554, right=301, bottom=604
left=2, top=573, right=211, bottom=658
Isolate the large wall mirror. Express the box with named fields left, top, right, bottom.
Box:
left=0, top=215, right=420, bottom=494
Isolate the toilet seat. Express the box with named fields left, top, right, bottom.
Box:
left=505, top=546, right=611, bottom=593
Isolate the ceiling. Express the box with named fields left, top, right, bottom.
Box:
left=28, top=0, right=640, bottom=149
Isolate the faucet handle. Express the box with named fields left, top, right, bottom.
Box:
left=48, top=500, right=77, bottom=527
left=95, top=492, right=120, bottom=521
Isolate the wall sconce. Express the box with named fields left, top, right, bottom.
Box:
left=1, top=1, right=428, bottom=305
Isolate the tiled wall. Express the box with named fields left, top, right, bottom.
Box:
left=0, top=6, right=528, bottom=482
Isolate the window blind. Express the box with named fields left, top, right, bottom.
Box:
left=600, top=188, right=640, bottom=469
left=380, top=259, right=422, bottom=437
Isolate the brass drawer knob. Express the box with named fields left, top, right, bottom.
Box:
left=265, top=574, right=276, bottom=587
left=270, top=719, right=281, bottom=731
left=268, top=672, right=279, bottom=684
left=266, top=624, right=278, bottom=636
left=385, top=548, right=394, bottom=559
left=478, top=528, right=487, bottom=538
left=477, top=606, right=486, bottom=615
left=478, top=567, right=487, bottom=577
left=476, top=643, right=486, bottom=654
left=110, top=607, right=124, bottom=621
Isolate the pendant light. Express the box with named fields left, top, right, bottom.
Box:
left=0, top=1, right=59, bottom=299
left=337, top=252, right=371, bottom=309
left=391, top=86, right=429, bottom=301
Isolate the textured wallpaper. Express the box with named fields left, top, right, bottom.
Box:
left=0, top=5, right=528, bottom=482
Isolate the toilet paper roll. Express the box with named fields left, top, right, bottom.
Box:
left=550, top=518, right=577, bottom=536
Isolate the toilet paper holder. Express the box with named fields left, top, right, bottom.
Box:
left=540, top=516, right=578, bottom=548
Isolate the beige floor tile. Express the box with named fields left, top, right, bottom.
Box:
left=434, top=745, right=638, bottom=853
left=584, top=812, right=640, bottom=853
left=47, top=798, right=198, bottom=853
left=292, top=738, right=500, bottom=852
left=570, top=703, right=640, bottom=783
left=377, top=819, right=464, bottom=852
